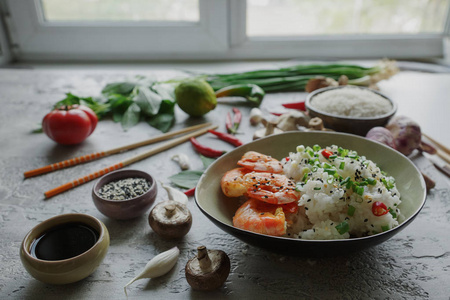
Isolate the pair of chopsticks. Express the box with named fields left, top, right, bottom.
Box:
left=422, top=133, right=450, bottom=177
left=24, top=123, right=217, bottom=198
left=422, top=133, right=450, bottom=164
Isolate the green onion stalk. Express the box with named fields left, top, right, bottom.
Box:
left=204, top=59, right=399, bottom=93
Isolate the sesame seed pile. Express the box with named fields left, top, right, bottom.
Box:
left=98, top=177, right=150, bottom=200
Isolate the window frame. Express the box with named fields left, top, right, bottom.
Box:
left=5, top=0, right=228, bottom=61
left=228, top=0, right=448, bottom=60
left=3, top=0, right=450, bottom=62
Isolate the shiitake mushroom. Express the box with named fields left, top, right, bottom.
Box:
left=185, top=246, right=230, bottom=291
left=148, top=200, right=192, bottom=239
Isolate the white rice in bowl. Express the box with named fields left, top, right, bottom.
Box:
left=310, top=86, right=392, bottom=118
left=282, top=144, right=404, bottom=240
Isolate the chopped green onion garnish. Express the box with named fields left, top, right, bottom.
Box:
left=313, top=144, right=321, bottom=152
left=307, top=149, right=314, bottom=157
left=381, top=176, right=395, bottom=190
left=346, top=180, right=353, bottom=189
left=314, top=187, right=321, bottom=190
left=388, top=207, right=397, bottom=218
left=323, top=163, right=332, bottom=169
left=335, top=221, right=349, bottom=235
left=356, top=186, right=364, bottom=196
left=302, top=172, right=308, bottom=182
left=333, top=173, right=340, bottom=179
left=327, top=175, right=334, bottom=184
left=324, top=168, right=336, bottom=175
left=347, top=205, right=356, bottom=216
left=329, top=155, right=337, bottom=159
left=381, top=225, right=390, bottom=232
left=340, top=176, right=350, bottom=185
left=366, top=177, right=376, bottom=185
left=339, top=162, right=345, bottom=170
left=348, top=154, right=358, bottom=159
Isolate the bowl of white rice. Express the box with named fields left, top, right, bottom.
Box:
left=306, top=86, right=396, bottom=136
left=195, top=131, right=426, bottom=256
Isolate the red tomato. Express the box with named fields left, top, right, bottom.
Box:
left=42, top=105, right=98, bottom=145
left=372, top=201, right=388, bottom=216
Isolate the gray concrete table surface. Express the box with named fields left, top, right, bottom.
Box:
left=0, top=61, right=449, bottom=300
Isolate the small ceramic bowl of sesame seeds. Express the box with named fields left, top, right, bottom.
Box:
left=92, top=169, right=157, bottom=220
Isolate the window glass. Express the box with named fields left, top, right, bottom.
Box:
left=247, top=0, right=449, bottom=36
left=41, top=0, right=199, bottom=22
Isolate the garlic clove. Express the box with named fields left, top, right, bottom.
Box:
left=171, top=153, right=190, bottom=170
left=249, top=108, right=263, bottom=125
left=160, top=181, right=188, bottom=205
left=124, top=246, right=180, bottom=295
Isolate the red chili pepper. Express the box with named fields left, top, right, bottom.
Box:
left=208, top=129, right=243, bottom=147
left=190, top=137, right=226, bottom=158
left=184, top=187, right=196, bottom=196
left=270, top=112, right=283, bottom=116
left=226, top=108, right=242, bottom=134
left=372, top=201, right=388, bottom=216
left=232, top=107, right=242, bottom=128
left=321, top=149, right=333, bottom=159
left=282, top=101, right=306, bottom=111
left=285, top=157, right=290, bottom=161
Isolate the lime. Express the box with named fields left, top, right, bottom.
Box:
left=175, top=79, right=217, bottom=117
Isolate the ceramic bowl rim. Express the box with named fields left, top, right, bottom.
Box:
left=195, top=131, right=427, bottom=244
left=305, top=86, right=397, bottom=121
left=21, top=213, right=107, bottom=264
left=92, top=169, right=156, bottom=203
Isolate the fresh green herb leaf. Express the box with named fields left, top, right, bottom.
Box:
left=168, top=170, right=204, bottom=189
left=102, top=82, right=136, bottom=96
left=134, top=86, right=162, bottom=116
left=335, top=221, right=349, bottom=235
left=147, top=113, right=174, bottom=133
left=146, top=99, right=175, bottom=132
left=121, top=103, right=141, bottom=131
left=200, top=155, right=216, bottom=169
left=151, top=83, right=176, bottom=101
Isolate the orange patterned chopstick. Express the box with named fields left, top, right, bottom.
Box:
left=44, top=124, right=218, bottom=198
left=25, top=122, right=211, bottom=178
left=44, top=163, right=124, bottom=198
left=24, top=152, right=107, bottom=178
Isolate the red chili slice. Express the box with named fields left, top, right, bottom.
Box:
left=321, top=149, right=333, bottom=159
left=372, top=201, right=388, bottom=216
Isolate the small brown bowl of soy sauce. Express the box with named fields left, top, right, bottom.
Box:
left=20, top=213, right=109, bottom=285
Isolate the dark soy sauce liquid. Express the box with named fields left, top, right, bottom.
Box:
left=30, top=222, right=99, bottom=261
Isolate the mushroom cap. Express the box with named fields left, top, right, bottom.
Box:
left=185, top=248, right=230, bottom=291
left=148, top=200, right=192, bottom=239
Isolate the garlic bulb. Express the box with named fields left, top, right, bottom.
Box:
left=171, top=153, right=190, bottom=170
left=124, top=247, right=180, bottom=295
left=160, top=181, right=188, bottom=205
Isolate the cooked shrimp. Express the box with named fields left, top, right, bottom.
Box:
left=237, top=151, right=283, bottom=173
left=221, top=168, right=250, bottom=197
left=243, top=172, right=300, bottom=205
left=233, top=198, right=286, bottom=236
